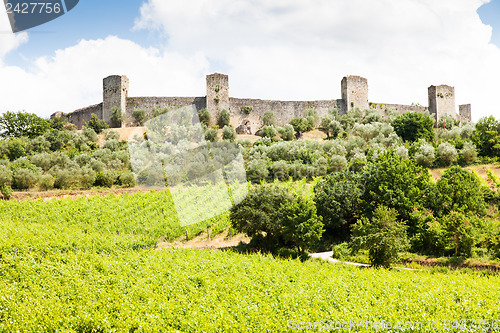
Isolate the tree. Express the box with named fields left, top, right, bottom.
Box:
left=222, top=126, right=236, bottom=142
left=204, top=127, right=218, bottom=142
left=132, top=109, right=148, bottom=126
left=437, top=114, right=459, bottom=130
left=351, top=206, right=410, bottom=268
left=460, top=141, right=477, bottom=165
left=277, top=125, right=294, bottom=141
left=198, top=108, right=211, bottom=127
left=472, top=116, right=500, bottom=157
left=85, top=114, right=108, bottom=134
left=262, top=111, right=276, bottom=126
left=0, top=111, right=50, bottom=138
left=435, top=166, right=486, bottom=216
left=437, top=142, right=458, bottom=166
left=260, top=125, right=277, bottom=139
left=230, top=184, right=323, bottom=254
left=391, top=112, right=434, bottom=142
left=110, top=107, right=123, bottom=128
left=218, top=109, right=231, bottom=128
left=289, top=118, right=312, bottom=137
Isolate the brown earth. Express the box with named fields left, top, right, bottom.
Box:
left=157, top=231, right=250, bottom=250
left=10, top=187, right=159, bottom=201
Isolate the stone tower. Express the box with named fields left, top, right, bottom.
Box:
left=428, top=85, right=456, bottom=123
left=341, top=76, right=369, bottom=112
left=103, top=75, right=129, bottom=126
left=206, top=73, right=230, bottom=123
left=459, top=104, right=472, bottom=123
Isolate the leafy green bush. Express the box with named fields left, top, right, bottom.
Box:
left=85, top=114, right=108, bottom=134
left=435, top=166, right=486, bottom=216
left=437, top=142, right=458, bottom=166
left=96, top=170, right=118, bottom=188
left=392, top=112, right=434, bottom=142
left=289, top=118, right=312, bottom=136
left=246, top=158, right=269, bottom=183
left=52, top=168, right=75, bottom=189
left=351, top=206, right=410, bottom=268
left=118, top=172, right=136, bottom=188
left=204, top=128, right=218, bottom=142
left=132, top=109, right=148, bottom=126
left=437, top=114, right=459, bottom=129
left=6, top=137, right=26, bottom=161
left=222, top=126, right=237, bottom=142
left=110, top=107, right=123, bottom=128
left=262, top=111, right=276, bottom=126
left=260, top=125, right=277, bottom=139
left=472, top=116, right=500, bottom=157
left=277, top=125, right=294, bottom=141
left=0, top=111, right=50, bottom=138
left=460, top=141, right=477, bottom=164
left=414, top=142, right=435, bottom=168
left=13, top=168, right=41, bottom=190
left=79, top=167, right=97, bottom=189
left=39, top=174, right=55, bottom=191
left=83, top=127, right=99, bottom=143
left=218, top=109, right=231, bottom=128
left=440, top=211, right=475, bottom=257
left=230, top=184, right=323, bottom=253
left=198, top=108, right=210, bottom=127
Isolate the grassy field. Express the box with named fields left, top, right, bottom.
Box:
left=1, top=190, right=500, bottom=332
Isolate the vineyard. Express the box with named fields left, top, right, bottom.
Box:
left=0, top=191, right=499, bottom=332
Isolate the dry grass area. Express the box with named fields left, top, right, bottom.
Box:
left=10, top=187, right=157, bottom=201
left=430, top=164, right=500, bottom=185
left=158, top=231, right=250, bottom=250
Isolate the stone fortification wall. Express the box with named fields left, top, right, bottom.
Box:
left=67, top=103, right=103, bottom=129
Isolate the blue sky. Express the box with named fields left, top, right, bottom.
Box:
left=1, top=0, right=500, bottom=120
left=4, top=0, right=162, bottom=66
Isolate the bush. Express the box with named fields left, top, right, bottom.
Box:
left=260, top=125, right=277, bottom=139
left=414, top=143, right=435, bottom=168
left=351, top=206, right=410, bottom=268
left=83, top=127, right=99, bottom=143
left=85, top=114, right=108, bottom=134
left=132, top=109, right=148, bottom=126
left=394, top=146, right=409, bottom=160
left=277, top=125, right=294, bottom=141
left=0, top=185, right=12, bottom=200
left=0, top=165, right=13, bottom=189
left=262, top=111, right=276, bottom=126
left=96, top=170, right=118, bottom=188
left=198, top=109, right=210, bottom=127
left=289, top=118, right=313, bottom=136
left=246, top=158, right=269, bottom=183
left=204, top=128, right=218, bottom=142
left=329, top=155, right=348, bottom=172
left=230, top=184, right=324, bottom=253
left=437, top=142, right=458, bottom=166
left=435, top=166, right=486, bottom=216
left=242, top=106, right=253, bottom=115
left=53, top=169, right=74, bottom=189
left=440, top=211, right=475, bottom=257
left=79, top=167, right=96, bottom=189
left=39, top=174, right=55, bottom=191
left=270, top=160, right=289, bottom=180
left=472, top=116, right=500, bottom=157
left=437, top=115, right=459, bottom=129
left=461, top=141, right=477, bottom=164
left=13, top=168, right=40, bottom=190
left=118, top=172, right=136, bottom=188
left=6, top=138, right=26, bottom=161
left=217, top=109, right=231, bottom=128
left=331, top=243, right=352, bottom=261
left=305, top=108, right=319, bottom=129
left=110, top=107, right=123, bottom=128
left=103, top=139, right=120, bottom=152
left=392, top=112, right=434, bottom=142
left=222, top=126, right=236, bottom=142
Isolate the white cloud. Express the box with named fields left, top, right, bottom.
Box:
left=0, top=0, right=499, bottom=120
left=133, top=0, right=499, bottom=120
left=0, top=11, right=28, bottom=60
left=0, top=35, right=209, bottom=117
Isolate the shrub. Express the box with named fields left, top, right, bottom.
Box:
left=53, top=169, right=74, bottom=189
left=329, top=155, right=348, bottom=172
left=440, top=211, right=475, bottom=257
left=217, top=109, right=231, bottom=128
left=39, top=174, right=55, bottom=191
left=222, top=126, right=237, bottom=142
left=262, top=111, right=276, bottom=126
left=0, top=184, right=12, bottom=200
left=437, top=115, right=459, bottom=129
left=460, top=141, right=477, bottom=165
left=103, top=139, right=120, bottom=152
left=270, top=160, right=289, bottom=180
left=110, top=107, right=123, bottom=128
left=394, top=146, right=409, bottom=160
left=305, top=108, right=319, bottom=129
left=392, top=112, right=434, bottom=142
left=437, top=142, right=458, bottom=166
left=96, top=170, right=118, bottom=188
left=79, top=167, right=97, bottom=189
left=472, top=116, right=500, bottom=157
left=242, top=106, right=253, bottom=115
left=74, top=154, right=92, bottom=167
left=0, top=165, right=13, bottom=189
left=230, top=184, right=324, bottom=253
left=277, top=125, right=294, bottom=141
left=328, top=120, right=342, bottom=139
left=6, top=138, right=26, bottom=161
left=85, top=114, right=108, bottom=134
left=26, top=136, right=51, bottom=154
left=289, top=118, right=312, bottom=136
left=246, top=158, right=269, bottom=183
left=351, top=206, right=410, bottom=268
left=260, top=126, right=277, bottom=139
left=132, top=109, right=148, bottom=126
left=83, top=127, right=99, bottom=143
left=198, top=109, right=210, bottom=127
left=414, top=143, right=435, bottom=168
left=13, top=168, right=40, bottom=190
left=204, top=128, right=218, bottom=142
left=118, top=172, right=136, bottom=188
left=435, top=166, right=486, bottom=216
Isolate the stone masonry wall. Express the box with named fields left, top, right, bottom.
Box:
left=342, top=76, right=369, bottom=112
left=67, top=103, right=103, bottom=129
left=125, top=97, right=206, bottom=125
left=428, top=85, right=456, bottom=122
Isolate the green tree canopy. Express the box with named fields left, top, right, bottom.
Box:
left=0, top=111, right=50, bottom=138
left=472, top=116, right=500, bottom=157
left=391, top=112, right=435, bottom=142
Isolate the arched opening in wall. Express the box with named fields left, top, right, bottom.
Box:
left=237, top=120, right=252, bottom=135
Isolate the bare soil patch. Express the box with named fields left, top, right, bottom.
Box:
left=158, top=231, right=250, bottom=250
left=11, top=187, right=157, bottom=201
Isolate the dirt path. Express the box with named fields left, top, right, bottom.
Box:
left=10, top=187, right=160, bottom=201
left=157, top=231, right=250, bottom=250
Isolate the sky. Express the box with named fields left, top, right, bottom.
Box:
left=0, top=0, right=500, bottom=121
